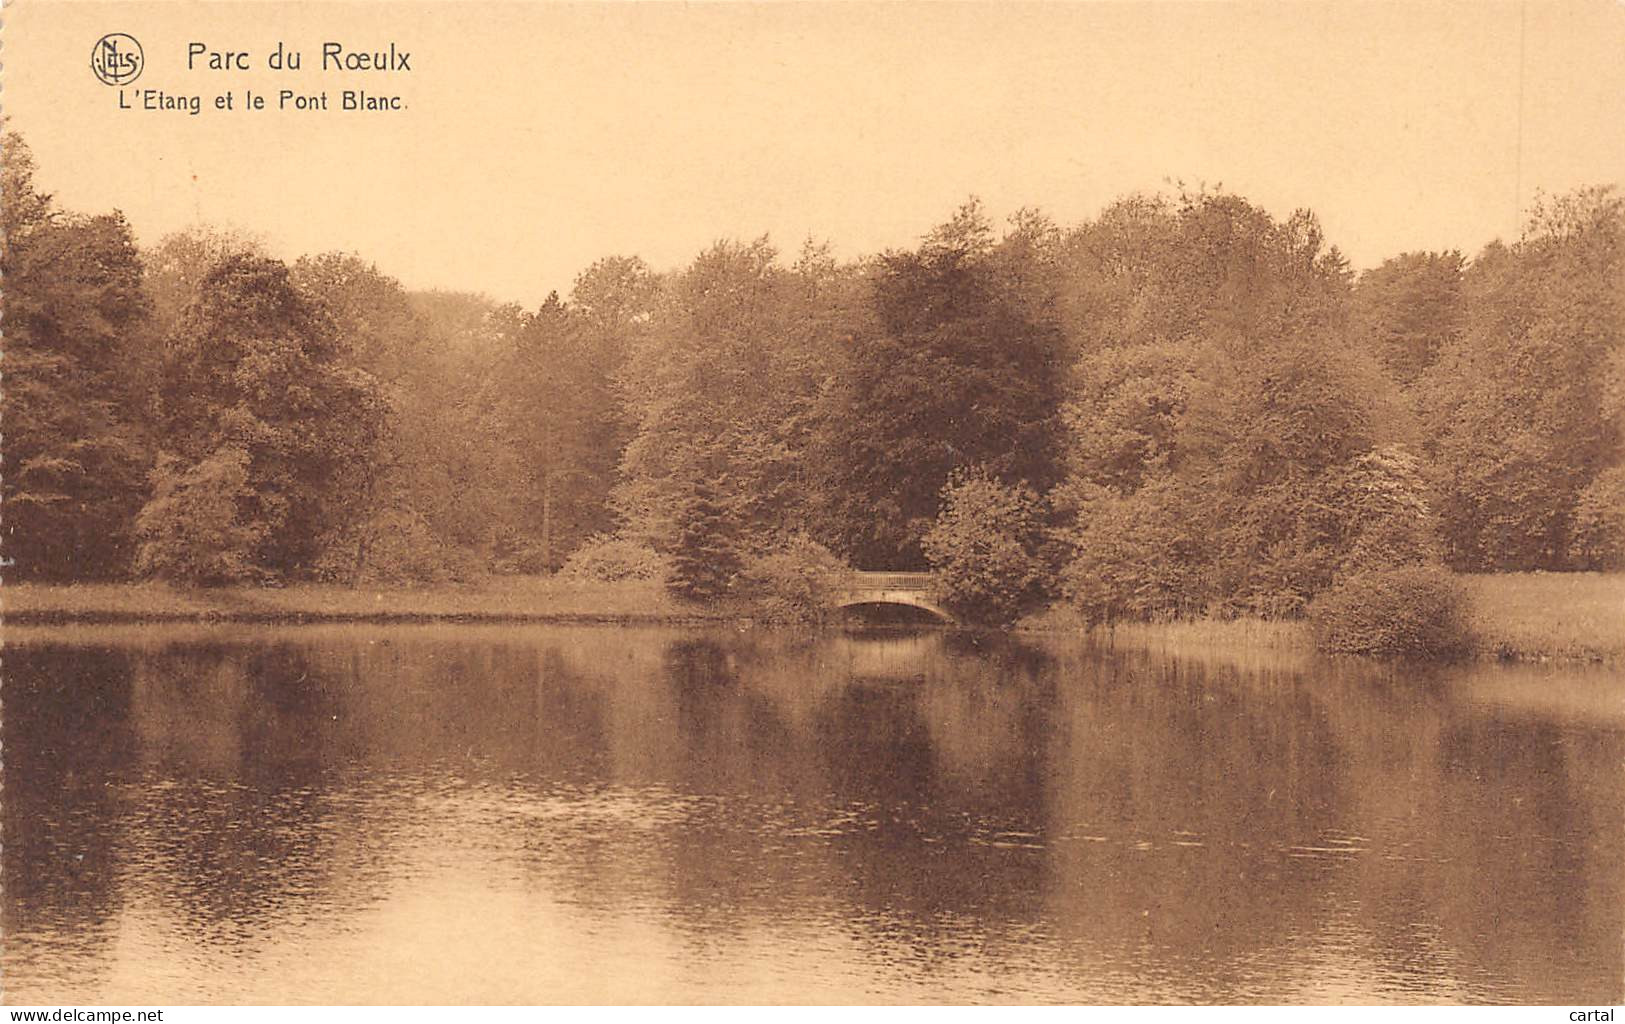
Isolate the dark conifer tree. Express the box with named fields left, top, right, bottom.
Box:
left=667, top=478, right=743, bottom=601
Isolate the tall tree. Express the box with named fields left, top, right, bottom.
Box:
left=2, top=131, right=152, bottom=579
left=494, top=293, right=626, bottom=569
left=144, top=255, right=385, bottom=578
left=813, top=199, right=1066, bottom=568
left=291, top=253, right=441, bottom=579
left=1058, top=193, right=1404, bottom=618
left=667, top=477, right=743, bottom=601
left=1419, top=187, right=1625, bottom=570
left=393, top=290, right=517, bottom=561
left=616, top=238, right=826, bottom=552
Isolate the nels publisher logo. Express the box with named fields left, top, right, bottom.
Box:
left=91, top=33, right=144, bottom=85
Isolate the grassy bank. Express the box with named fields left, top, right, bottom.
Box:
left=7, top=572, right=1620, bottom=664
left=1026, top=572, right=1623, bottom=665
left=1460, top=572, right=1624, bottom=664
left=1023, top=605, right=1309, bottom=650
left=2, top=577, right=720, bottom=625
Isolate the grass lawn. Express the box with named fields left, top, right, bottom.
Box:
left=1461, top=571, right=1625, bottom=663
left=1026, top=571, right=1623, bottom=665
left=2, top=576, right=716, bottom=625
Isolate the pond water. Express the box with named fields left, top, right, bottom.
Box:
left=3, top=624, right=1621, bottom=1004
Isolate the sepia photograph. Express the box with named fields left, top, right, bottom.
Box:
left=1, top=0, right=1622, bottom=1010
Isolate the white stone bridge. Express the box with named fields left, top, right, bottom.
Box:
left=832, top=571, right=952, bottom=622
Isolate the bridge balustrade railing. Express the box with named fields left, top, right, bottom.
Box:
left=845, top=572, right=934, bottom=591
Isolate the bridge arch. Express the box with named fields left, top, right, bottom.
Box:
left=832, top=572, right=954, bottom=623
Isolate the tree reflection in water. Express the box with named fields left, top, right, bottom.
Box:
left=3, top=624, right=1620, bottom=1003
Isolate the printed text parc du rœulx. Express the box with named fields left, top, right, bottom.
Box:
left=121, top=42, right=412, bottom=115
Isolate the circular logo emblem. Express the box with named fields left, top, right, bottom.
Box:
left=91, top=33, right=144, bottom=86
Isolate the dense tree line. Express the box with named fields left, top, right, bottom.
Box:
left=4, top=128, right=1621, bottom=624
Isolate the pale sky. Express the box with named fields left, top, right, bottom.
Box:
left=8, top=1, right=1625, bottom=306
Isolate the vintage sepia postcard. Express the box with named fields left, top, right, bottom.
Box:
left=2, top=0, right=1622, bottom=1011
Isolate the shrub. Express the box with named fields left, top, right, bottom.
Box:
left=923, top=469, right=1054, bottom=627
left=1308, top=565, right=1474, bottom=658
left=737, top=534, right=850, bottom=625
left=557, top=534, right=671, bottom=583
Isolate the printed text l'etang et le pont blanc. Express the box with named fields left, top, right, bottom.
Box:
left=123, top=42, right=412, bottom=115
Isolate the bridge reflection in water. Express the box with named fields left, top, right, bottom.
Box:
left=5, top=626, right=1621, bottom=1003
left=833, top=571, right=952, bottom=622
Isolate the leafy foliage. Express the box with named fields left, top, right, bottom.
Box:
left=922, top=470, right=1053, bottom=627
left=1308, top=565, right=1474, bottom=658
left=1328, top=444, right=1444, bottom=571
left=1419, top=188, right=1624, bottom=570
left=144, top=226, right=266, bottom=341
left=737, top=534, right=850, bottom=625
left=813, top=200, right=1066, bottom=568
left=2, top=133, right=153, bottom=579
left=7, top=118, right=1619, bottom=642
left=1353, top=251, right=1465, bottom=387
left=134, top=448, right=267, bottom=584
left=558, top=534, right=671, bottom=583
left=493, top=293, right=629, bottom=570
left=1570, top=466, right=1625, bottom=570
left=310, top=505, right=478, bottom=584
left=1059, top=480, right=1212, bottom=623
left=615, top=238, right=835, bottom=554
left=1057, top=192, right=1413, bottom=620
left=151, top=254, right=386, bottom=577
